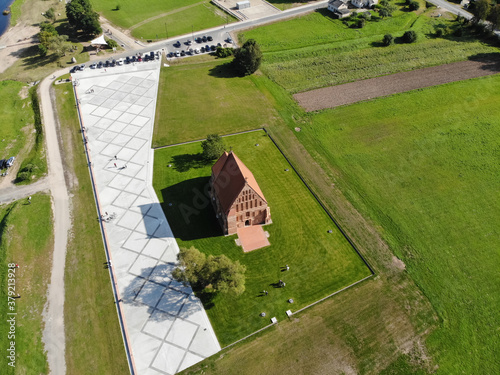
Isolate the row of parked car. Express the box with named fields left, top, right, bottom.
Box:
left=0, top=157, right=15, bottom=169
left=70, top=51, right=160, bottom=73
left=169, top=43, right=222, bottom=58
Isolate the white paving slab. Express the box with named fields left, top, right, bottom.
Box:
left=73, top=62, right=221, bottom=375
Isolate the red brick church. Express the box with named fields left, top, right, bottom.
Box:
left=210, top=151, right=271, bottom=235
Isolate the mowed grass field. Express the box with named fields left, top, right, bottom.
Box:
left=153, top=131, right=371, bottom=346
left=0, top=81, right=33, bottom=167
left=240, top=10, right=499, bottom=93
left=292, top=76, right=500, bottom=373
left=91, top=0, right=233, bottom=39
left=153, top=60, right=283, bottom=146
left=0, top=194, right=53, bottom=374
left=53, top=81, right=129, bottom=374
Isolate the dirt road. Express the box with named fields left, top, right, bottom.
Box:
left=294, top=58, right=500, bottom=112
left=39, top=70, right=71, bottom=375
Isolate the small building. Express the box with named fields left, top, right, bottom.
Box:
left=210, top=151, right=271, bottom=235
left=236, top=0, right=251, bottom=9
left=328, top=0, right=352, bottom=18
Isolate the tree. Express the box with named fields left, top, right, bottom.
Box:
left=38, top=22, right=59, bottom=57
left=383, top=33, right=394, bottom=46
left=44, top=7, right=56, bottom=23
left=487, top=4, right=500, bottom=30
left=403, top=30, right=418, bottom=43
left=409, top=0, right=420, bottom=11
left=472, top=0, right=491, bottom=22
left=66, top=0, right=102, bottom=35
left=233, top=39, right=262, bottom=76
left=173, top=247, right=246, bottom=295
left=201, top=134, right=225, bottom=161
left=105, top=37, right=118, bottom=48
left=48, top=34, right=71, bottom=56
left=379, top=8, right=390, bottom=18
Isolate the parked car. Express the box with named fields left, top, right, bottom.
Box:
left=195, top=48, right=200, bottom=54
left=80, top=64, right=86, bottom=71
left=6, top=156, right=15, bottom=168
left=175, top=41, right=181, bottom=47
left=196, top=37, right=202, bottom=43
left=205, top=45, right=210, bottom=52
left=180, top=50, right=186, bottom=56
left=175, top=51, right=180, bottom=57
left=70, top=66, right=78, bottom=73
left=137, top=55, right=142, bottom=62
left=207, top=35, right=213, bottom=41
left=97, top=61, right=103, bottom=68
left=150, top=51, right=155, bottom=59
left=104, top=60, right=111, bottom=67
left=186, top=40, right=192, bottom=46
left=226, top=37, right=233, bottom=43
left=202, top=35, right=207, bottom=42
left=211, top=45, right=216, bottom=51
left=217, top=43, right=222, bottom=47
left=0, top=159, right=5, bottom=169
left=200, top=47, right=205, bottom=53
left=117, top=58, right=123, bottom=66
left=90, top=63, right=96, bottom=69
left=131, top=55, right=137, bottom=62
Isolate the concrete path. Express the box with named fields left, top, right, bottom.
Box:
left=39, top=69, right=71, bottom=375
left=72, top=61, right=221, bottom=375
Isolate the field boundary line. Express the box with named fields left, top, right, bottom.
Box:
left=72, top=82, right=137, bottom=375
left=153, top=128, right=263, bottom=149
left=221, top=322, right=277, bottom=350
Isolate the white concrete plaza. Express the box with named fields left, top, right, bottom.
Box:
left=72, top=62, right=221, bottom=375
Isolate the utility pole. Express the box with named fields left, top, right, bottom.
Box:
left=165, top=23, right=168, bottom=39
left=192, top=25, right=194, bottom=41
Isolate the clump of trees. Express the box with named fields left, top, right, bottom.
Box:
left=38, top=22, right=70, bottom=57
left=172, top=247, right=247, bottom=296
left=66, top=0, right=102, bottom=35
left=469, top=0, right=500, bottom=30
left=376, top=0, right=397, bottom=18
left=233, top=39, right=262, bottom=76
left=407, top=0, right=419, bottom=11
left=201, top=134, right=225, bottom=161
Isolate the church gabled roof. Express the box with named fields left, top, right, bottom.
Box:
left=211, top=151, right=267, bottom=214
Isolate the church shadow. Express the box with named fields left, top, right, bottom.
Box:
left=170, top=153, right=208, bottom=173
left=160, top=177, right=224, bottom=241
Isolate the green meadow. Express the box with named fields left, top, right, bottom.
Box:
left=153, top=131, right=371, bottom=346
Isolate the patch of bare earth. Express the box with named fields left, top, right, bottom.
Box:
left=294, top=58, right=500, bottom=112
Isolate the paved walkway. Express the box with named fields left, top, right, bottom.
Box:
left=237, top=226, right=270, bottom=252
left=72, top=61, right=220, bottom=375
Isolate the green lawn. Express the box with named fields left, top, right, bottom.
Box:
left=153, top=60, right=283, bottom=146
left=53, top=81, right=129, bottom=374
left=0, top=194, right=53, bottom=374
left=293, top=75, right=500, bottom=373
left=131, top=4, right=235, bottom=40
left=92, top=0, right=233, bottom=39
left=153, top=130, right=371, bottom=346
left=0, top=81, right=33, bottom=164
left=240, top=10, right=498, bottom=93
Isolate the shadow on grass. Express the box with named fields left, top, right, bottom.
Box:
left=171, top=153, right=208, bottom=173
left=208, top=61, right=239, bottom=78
left=160, top=176, right=224, bottom=241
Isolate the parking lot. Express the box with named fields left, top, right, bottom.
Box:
left=164, top=31, right=234, bottom=59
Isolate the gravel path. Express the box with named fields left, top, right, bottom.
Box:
left=294, top=59, right=500, bottom=112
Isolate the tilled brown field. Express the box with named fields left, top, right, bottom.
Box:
left=294, top=59, right=500, bottom=112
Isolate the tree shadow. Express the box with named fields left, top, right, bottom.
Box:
left=468, top=52, right=500, bottom=71
left=170, top=153, right=208, bottom=173
left=208, top=61, right=239, bottom=78
left=160, top=177, right=224, bottom=241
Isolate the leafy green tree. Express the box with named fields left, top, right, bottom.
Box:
left=38, top=22, right=59, bottom=57
left=66, top=0, right=102, bottom=35
left=105, top=38, right=118, bottom=48
left=403, top=30, right=418, bottom=43
left=173, top=247, right=246, bottom=295
left=472, top=0, right=491, bottom=22
left=383, top=33, right=394, bottom=46
left=38, top=44, right=48, bottom=57
left=487, top=4, right=500, bottom=29
left=233, top=39, right=262, bottom=76
left=201, top=134, right=225, bottom=161
left=48, top=34, right=70, bottom=56
left=409, top=0, right=420, bottom=11
left=44, top=8, right=56, bottom=23
left=379, top=8, right=390, bottom=17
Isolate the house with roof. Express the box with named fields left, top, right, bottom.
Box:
left=209, top=151, right=271, bottom=236
left=328, top=0, right=352, bottom=18
left=351, top=0, right=378, bottom=8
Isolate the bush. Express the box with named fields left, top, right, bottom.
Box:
left=409, top=0, right=420, bottom=11
left=383, top=33, right=394, bottom=46
left=379, top=8, right=390, bottom=18
left=357, top=18, right=366, bottom=28
left=403, top=30, right=418, bottom=43
left=17, top=172, right=30, bottom=182
left=105, top=38, right=118, bottom=48
left=215, top=47, right=234, bottom=58
left=435, top=28, right=444, bottom=37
